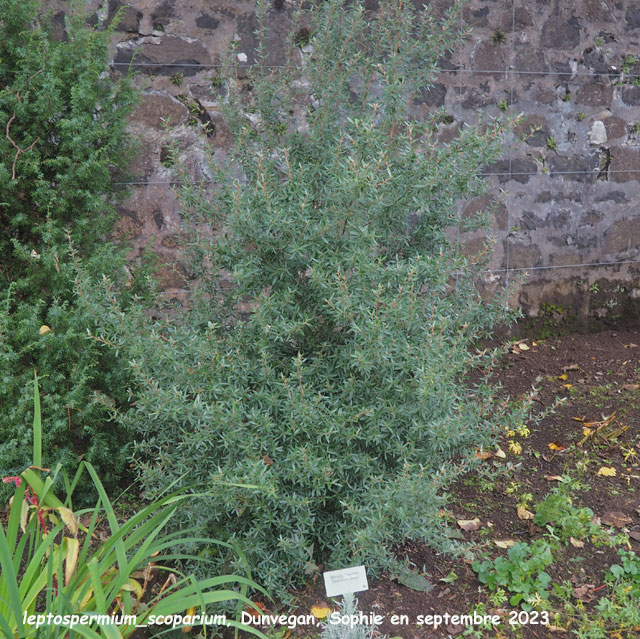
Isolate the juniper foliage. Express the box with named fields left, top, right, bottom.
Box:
left=81, top=0, right=527, bottom=596
left=0, top=0, right=137, bottom=494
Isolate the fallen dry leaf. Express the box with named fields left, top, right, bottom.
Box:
left=311, top=604, right=331, bottom=619
left=601, top=511, right=633, bottom=528
left=573, top=584, right=596, bottom=603
left=547, top=625, right=568, bottom=633
left=494, top=540, right=515, bottom=549
left=597, top=467, right=617, bottom=477
left=518, top=342, right=530, bottom=351
left=474, top=450, right=492, bottom=460
left=457, top=518, right=481, bottom=531
left=548, top=442, right=566, bottom=451
left=544, top=475, right=564, bottom=482
left=517, top=505, right=535, bottom=520
left=621, top=384, right=640, bottom=391
left=569, top=537, right=585, bottom=548
left=623, top=343, right=638, bottom=348
left=494, top=447, right=506, bottom=459
left=563, top=364, right=580, bottom=371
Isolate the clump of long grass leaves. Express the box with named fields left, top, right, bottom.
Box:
left=0, top=374, right=267, bottom=638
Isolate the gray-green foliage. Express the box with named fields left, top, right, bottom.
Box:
left=80, top=0, right=526, bottom=596
left=0, top=0, right=137, bottom=496
left=320, top=594, right=380, bottom=639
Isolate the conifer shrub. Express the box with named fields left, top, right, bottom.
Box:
left=0, top=0, right=137, bottom=496
left=80, top=0, right=528, bottom=597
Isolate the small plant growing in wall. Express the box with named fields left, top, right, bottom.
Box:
left=622, top=54, right=637, bottom=75
left=171, top=72, right=184, bottom=86
left=497, top=98, right=509, bottom=113
left=492, top=29, right=506, bottom=45
left=546, top=136, right=557, bottom=151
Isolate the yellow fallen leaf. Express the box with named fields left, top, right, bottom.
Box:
left=558, top=373, right=568, bottom=381
left=569, top=537, right=585, bottom=548
left=548, top=442, right=565, bottom=451
left=517, top=505, right=534, bottom=520
left=457, top=518, right=481, bottom=531
left=494, top=540, right=515, bottom=549
left=532, top=341, right=538, bottom=347
left=597, top=467, right=616, bottom=477
left=182, top=606, right=196, bottom=633
left=563, top=384, right=573, bottom=389
left=39, top=325, right=51, bottom=335
left=518, top=342, right=530, bottom=351
left=311, top=605, right=331, bottom=620
left=583, top=427, right=593, bottom=437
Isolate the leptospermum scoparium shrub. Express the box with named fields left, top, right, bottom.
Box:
left=78, top=0, right=530, bottom=598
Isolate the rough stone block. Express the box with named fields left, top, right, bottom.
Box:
left=604, top=117, right=627, bottom=140
left=621, top=86, right=640, bottom=106
left=414, top=83, right=447, bottom=107
left=133, top=93, right=189, bottom=129
left=541, top=14, right=581, bottom=50
left=196, top=13, right=220, bottom=30
left=108, top=1, right=141, bottom=32
left=114, top=37, right=211, bottom=77
left=603, top=218, right=640, bottom=253
left=626, top=7, right=640, bottom=30
left=515, top=50, right=548, bottom=78
left=461, top=83, right=492, bottom=110
left=472, top=42, right=507, bottom=79
left=548, top=154, right=599, bottom=182
left=507, top=242, right=542, bottom=269
left=576, top=83, right=613, bottom=106
left=610, top=147, right=640, bottom=182
left=485, top=158, right=537, bottom=184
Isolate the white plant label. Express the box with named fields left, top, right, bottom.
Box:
left=323, top=565, right=368, bottom=598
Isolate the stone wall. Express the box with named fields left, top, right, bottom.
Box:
left=50, top=0, right=640, bottom=319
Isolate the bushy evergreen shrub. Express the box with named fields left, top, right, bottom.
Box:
left=80, top=0, right=528, bottom=596
left=0, top=0, right=137, bottom=495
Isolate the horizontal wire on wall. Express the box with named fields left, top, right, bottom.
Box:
left=112, top=168, right=640, bottom=186
left=483, top=259, right=640, bottom=274
left=110, top=60, right=636, bottom=81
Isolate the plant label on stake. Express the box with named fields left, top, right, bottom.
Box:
left=323, top=566, right=368, bottom=598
